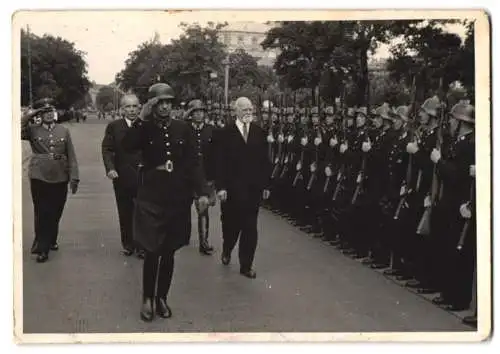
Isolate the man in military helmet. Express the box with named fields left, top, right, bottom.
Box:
left=186, top=99, right=217, bottom=255
left=101, top=94, right=144, bottom=259
left=21, top=97, right=80, bottom=263
left=122, top=83, right=210, bottom=322
left=430, top=102, right=475, bottom=312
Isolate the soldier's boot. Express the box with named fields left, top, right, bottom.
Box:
left=462, top=315, right=477, bottom=327
left=198, top=213, right=213, bottom=255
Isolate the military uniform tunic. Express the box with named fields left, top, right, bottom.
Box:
left=122, top=116, right=207, bottom=253
left=21, top=114, right=79, bottom=254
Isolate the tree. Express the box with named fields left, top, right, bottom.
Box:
left=116, top=22, right=228, bottom=103
left=96, top=86, right=122, bottom=112
left=20, top=29, right=91, bottom=109
left=261, top=21, right=397, bottom=106
left=386, top=20, right=466, bottom=102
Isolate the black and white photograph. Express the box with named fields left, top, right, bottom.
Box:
left=11, top=9, right=491, bottom=342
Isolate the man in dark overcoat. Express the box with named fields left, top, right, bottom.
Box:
left=215, top=96, right=272, bottom=279
left=101, top=94, right=144, bottom=258
left=122, top=83, right=209, bottom=322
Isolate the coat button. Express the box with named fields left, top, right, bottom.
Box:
left=167, top=151, right=171, bottom=155
left=166, top=142, right=170, bottom=146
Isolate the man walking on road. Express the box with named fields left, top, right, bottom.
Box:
left=101, top=94, right=144, bottom=259
left=21, top=97, right=79, bottom=263
left=215, top=97, right=273, bottom=279
left=122, top=83, right=210, bottom=322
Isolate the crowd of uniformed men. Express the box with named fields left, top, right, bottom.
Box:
left=176, top=90, right=477, bottom=327
left=21, top=80, right=477, bottom=327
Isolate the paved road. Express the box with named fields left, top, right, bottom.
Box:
left=21, top=116, right=472, bottom=333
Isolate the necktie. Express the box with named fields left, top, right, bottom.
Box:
left=243, top=122, right=248, bottom=142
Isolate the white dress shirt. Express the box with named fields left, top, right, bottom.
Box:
left=124, top=118, right=133, bottom=127
left=235, top=119, right=250, bottom=141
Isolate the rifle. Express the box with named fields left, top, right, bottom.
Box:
left=279, top=94, right=295, bottom=180
left=307, top=124, right=321, bottom=190
left=457, top=180, right=475, bottom=250
left=271, top=94, right=284, bottom=179
left=417, top=80, right=446, bottom=235
left=307, top=93, right=322, bottom=190
left=394, top=75, right=418, bottom=219
left=332, top=87, right=348, bottom=201
left=292, top=104, right=307, bottom=187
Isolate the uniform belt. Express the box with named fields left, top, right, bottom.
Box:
left=155, top=160, right=174, bottom=172
left=34, top=153, right=66, bottom=160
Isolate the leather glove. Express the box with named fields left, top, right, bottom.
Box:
left=430, top=148, right=441, bottom=164
left=406, top=142, right=419, bottom=154
left=460, top=203, right=472, bottom=219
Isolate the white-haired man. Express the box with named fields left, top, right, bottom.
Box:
left=215, top=97, right=272, bottom=279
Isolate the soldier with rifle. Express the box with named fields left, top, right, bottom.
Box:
left=305, top=105, right=327, bottom=237
left=369, top=105, right=411, bottom=271
left=359, top=103, right=395, bottom=265
left=429, top=102, right=475, bottom=312
left=342, top=106, right=373, bottom=259
left=403, top=95, right=442, bottom=293
left=329, top=107, right=358, bottom=251
left=291, top=106, right=314, bottom=229
left=276, top=104, right=298, bottom=218
left=319, top=105, right=341, bottom=243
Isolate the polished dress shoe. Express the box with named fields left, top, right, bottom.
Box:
left=240, top=269, right=256, bottom=279
left=443, top=303, right=468, bottom=312
left=31, top=241, right=40, bottom=254
left=156, top=297, right=172, bottom=318
left=383, top=269, right=403, bottom=276
left=462, top=315, right=477, bottom=327
left=121, top=249, right=134, bottom=256
left=140, top=298, right=154, bottom=322
left=405, top=279, right=421, bottom=288
left=36, top=252, right=49, bottom=263
left=50, top=243, right=59, bottom=251
left=432, top=296, right=448, bottom=306
left=135, top=250, right=145, bottom=259
left=221, top=253, right=231, bottom=265
left=199, top=245, right=214, bottom=256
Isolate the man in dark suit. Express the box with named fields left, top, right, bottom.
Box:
left=215, top=97, right=272, bottom=279
left=102, top=94, right=144, bottom=258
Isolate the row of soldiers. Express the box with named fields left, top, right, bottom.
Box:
left=175, top=93, right=476, bottom=327
left=255, top=97, right=477, bottom=327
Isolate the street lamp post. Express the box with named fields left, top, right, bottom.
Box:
left=222, top=57, right=230, bottom=106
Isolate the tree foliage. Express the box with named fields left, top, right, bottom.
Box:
left=386, top=20, right=470, bottom=102
left=96, top=86, right=123, bottom=112
left=20, top=29, right=91, bottom=109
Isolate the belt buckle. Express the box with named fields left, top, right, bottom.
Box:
left=165, top=160, right=174, bottom=172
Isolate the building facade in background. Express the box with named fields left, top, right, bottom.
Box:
left=218, top=22, right=279, bottom=67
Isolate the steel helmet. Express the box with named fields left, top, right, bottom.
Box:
left=186, top=99, right=207, bottom=117
left=450, top=102, right=474, bottom=124
left=148, top=83, right=175, bottom=101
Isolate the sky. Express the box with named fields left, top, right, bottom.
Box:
left=15, top=11, right=467, bottom=85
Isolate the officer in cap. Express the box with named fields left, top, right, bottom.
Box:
left=186, top=99, right=217, bottom=255
left=122, top=83, right=210, bottom=322
left=21, top=97, right=80, bottom=263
